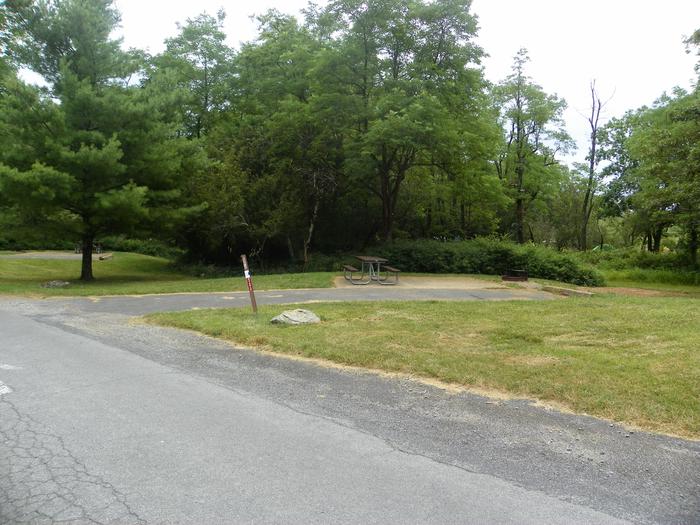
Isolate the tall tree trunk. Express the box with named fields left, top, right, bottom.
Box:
left=382, top=197, right=393, bottom=242
left=514, top=139, right=527, bottom=243
left=652, top=227, right=663, bottom=253
left=515, top=195, right=525, bottom=244
left=689, top=223, right=698, bottom=268
left=379, top=168, right=398, bottom=242
left=80, top=235, right=94, bottom=281
left=302, top=199, right=320, bottom=270
left=580, top=81, right=605, bottom=251
left=286, top=235, right=295, bottom=261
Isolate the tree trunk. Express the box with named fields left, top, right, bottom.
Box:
left=425, top=206, right=432, bottom=237
left=651, top=227, right=663, bottom=253
left=380, top=170, right=394, bottom=242
left=382, top=198, right=393, bottom=242
left=515, top=195, right=525, bottom=244
left=80, top=235, right=94, bottom=281
left=689, top=223, right=698, bottom=268
left=286, top=235, right=295, bottom=261
left=302, top=199, right=320, bottom=270
left=580, top=81, right=604, bottom=251
left=597, top=219, right=605, bottom=249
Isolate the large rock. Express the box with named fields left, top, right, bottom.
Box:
left=270, top=309, right=321, bottom=325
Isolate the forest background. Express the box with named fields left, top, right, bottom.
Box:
left=1, top=0, right=699, bottom=281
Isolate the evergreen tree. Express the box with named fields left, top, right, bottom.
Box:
left=0, top=0, right=202, bottom=280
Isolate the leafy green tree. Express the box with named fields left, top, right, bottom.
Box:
left=629, top=89, right=700, bottom=263
left=151, top=10, right=234, bottom=139
left=494, top=49, right=572, bottom=244
left=0, top=0, right=202, bottom=280
left=596, top=30, right=700, bottom=260
left=216, top=12, right=330, bottom=263
left=598, top=107, right=670, bottom=251
left=310, top=0, right=493, bottom=241
left=0, top=0, right=30, bottom=75
left=598, top=110, right=644, bottom=219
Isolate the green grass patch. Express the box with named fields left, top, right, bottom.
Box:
left=147, top=297, right=700, bottom=439
left=0, top=252, right=334, bottom=296
left=602, top=268, right=700, bottom=288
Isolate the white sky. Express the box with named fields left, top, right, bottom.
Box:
left=113, top=0, right=700, bottom=165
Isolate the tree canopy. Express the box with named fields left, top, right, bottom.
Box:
left=1, top=1, right=698, bottom=273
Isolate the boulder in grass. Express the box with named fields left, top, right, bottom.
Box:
left=42, top=280, right=71, bottom=288
left=270, top=309, right=321, bottom=325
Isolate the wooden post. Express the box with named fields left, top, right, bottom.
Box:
left=241, top=254, right=258, bottom=313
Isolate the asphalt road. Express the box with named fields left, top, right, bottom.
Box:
left=0, top=292, right=698, bottom=524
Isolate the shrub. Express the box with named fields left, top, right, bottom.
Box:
left=367, top=239, right=604, bottom=286
left=575, top=247, right=686, bottom=270
left=99, top=236, right=183, bottom=259
left=0, top=237, right=73, bottom=251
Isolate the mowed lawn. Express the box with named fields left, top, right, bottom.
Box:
left=0, top=252, right=334, bottom=296
left=147, top=296, right=700, bottom=439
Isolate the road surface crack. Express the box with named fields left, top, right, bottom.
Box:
left=0, top=396, right=146, bottom=524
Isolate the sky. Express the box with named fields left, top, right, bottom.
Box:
left=112, top=0, right=700, bottom=165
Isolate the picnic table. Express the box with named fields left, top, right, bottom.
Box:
left=343, top=255, right=400, bottom=285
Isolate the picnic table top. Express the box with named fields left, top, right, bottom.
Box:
left=354, top=255, right=388, bottom=263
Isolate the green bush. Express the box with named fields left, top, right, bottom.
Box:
left=363, top=239, right=604, bottom=286
left=0, top=238, right=74, bottom=251
left=100, top=236, right=183, bottom=259
left=298, top=253, right=346, bottom=273
left=575, top=247, right=686, bottom=270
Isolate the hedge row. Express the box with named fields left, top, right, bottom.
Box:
left=359, top=239, right=605, bottom=286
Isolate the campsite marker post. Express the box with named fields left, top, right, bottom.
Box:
left=240, top=254, right=258, bottom=314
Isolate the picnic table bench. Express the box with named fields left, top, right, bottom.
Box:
left=502, top=268, right=528, bottom=282
left=343, top=256, right=400, bottom=285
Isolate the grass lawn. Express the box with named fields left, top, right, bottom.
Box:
left=0, top=252, right=334, bottom=296
left=600, top=269, right=700, bottom=296
left=147, top=296, right=700, bottom=439
left=602, top=281, right=700, bottom=297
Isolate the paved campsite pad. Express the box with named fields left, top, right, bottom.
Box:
left=334, top=274, right=512, bottom=289
left=38, top=285, right=554, bottom=316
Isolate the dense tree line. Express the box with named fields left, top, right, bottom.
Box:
left=1, top=0, right=698, bottom=278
